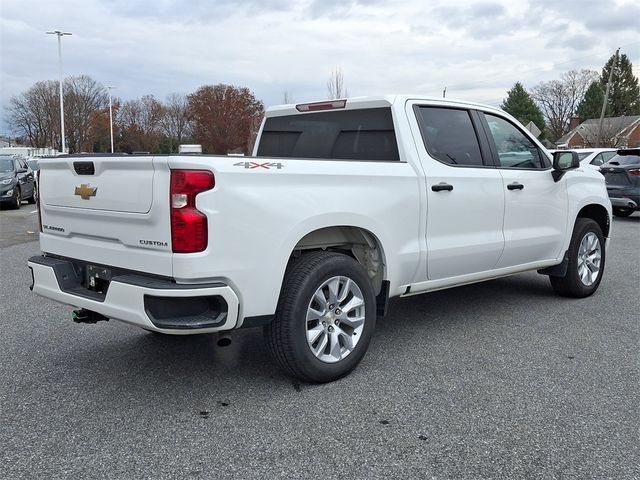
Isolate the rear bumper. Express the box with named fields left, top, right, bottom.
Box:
left=28, top=255, right=240, bottom=335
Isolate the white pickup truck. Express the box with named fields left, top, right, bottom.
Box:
left=29, top=95, right=611, bottom=382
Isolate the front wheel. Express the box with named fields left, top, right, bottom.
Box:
left=11, top=188, right=21, bottom=209
left=613, top=207, right=634, bottom=218
left=265, top=251, right=376, bottom=383
left=549, top=218, right=605, bottom=298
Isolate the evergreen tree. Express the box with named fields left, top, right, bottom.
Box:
left=577, top=81, right=605, bottom=120
left=601, top=53, right=640, bottom=116
left=501, top=82, right=545, bottom=134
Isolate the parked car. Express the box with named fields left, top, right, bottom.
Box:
left=26, top=158, right=39, bottom=203
left=0, top=155, right=36, bottom=209
left=600, top=149, right=640, bottom=217
left=549, top=148, right=617, bottom=170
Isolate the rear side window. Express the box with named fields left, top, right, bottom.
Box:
left=415, top=107, right=484, bottom=166
left=257, top=108, right=399, bottom=161
left=590, top=153, right=605, bottom=166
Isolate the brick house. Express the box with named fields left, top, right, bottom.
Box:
left=556, top=115, right=640, bottom=148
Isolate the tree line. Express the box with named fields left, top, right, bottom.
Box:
left=501, top=52, right=640, bottom=144
left=7, top=68, right=352, bottom=155
left=7, top=77, right=264, bottom=154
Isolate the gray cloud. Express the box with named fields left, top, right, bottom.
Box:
left=530, top=0, right=640, bottom=33
left=1, top=0, right=638, bottom=134
left=469, top=2, right=505, bottom=18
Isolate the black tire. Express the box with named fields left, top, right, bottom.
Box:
left=265, top=251, right=376, bottom=383
left=11, top=188, right=21, bottom=209
left=613, top=207, right=634, bottom=218
left=549, top=218, right=605, bottom=298
left=27, top=191, right=36, bottom=204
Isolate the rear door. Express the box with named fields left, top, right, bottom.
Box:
left=479, top=113, right=568, bottom=267
left=410, top=103, right=505, bottom=280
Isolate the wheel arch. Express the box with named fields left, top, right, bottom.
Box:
left=577, top=203, right=610, bottom=238
left=289, top=225, right=388, bottom=297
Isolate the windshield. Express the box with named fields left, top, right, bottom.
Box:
left=0, top=158, right=15, bottom=173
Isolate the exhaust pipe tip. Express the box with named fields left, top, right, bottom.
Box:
left=217, top=334, right=232, bottom=347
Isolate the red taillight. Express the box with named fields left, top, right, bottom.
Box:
left=170, top=170, right=214, bottom=253
left=628, top=169, right=640, bottom=176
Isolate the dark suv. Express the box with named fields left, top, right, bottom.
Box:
left=600, top=149, right=640, bottom=217
left=0, top=155, right=36, bottom=209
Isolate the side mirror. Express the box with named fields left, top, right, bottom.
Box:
left=17, top=168, right=28, bottom=174
left=552, top=151, right=579, bottom=182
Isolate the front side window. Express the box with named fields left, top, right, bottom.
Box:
left=415, top=107, right=484, bottom=166
left=484, top=114, right=545, bottom=169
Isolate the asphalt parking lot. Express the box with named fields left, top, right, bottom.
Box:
left=1, top=210, right=638, bottom=479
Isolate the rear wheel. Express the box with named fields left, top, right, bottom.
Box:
left=265, top=251, right=376, bottom=383
left=549, top=218, right=605, bottom=298
left=613, top=207, right=634, bottom=217
left=11, top=188, right=21, bottom=209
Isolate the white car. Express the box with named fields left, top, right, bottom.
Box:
left=550, top=148, right=617, bottom=170
left=28, top=95, right=612, bottom=382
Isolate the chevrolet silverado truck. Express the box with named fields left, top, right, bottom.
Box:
left=28, top=96, right=612, bottom=382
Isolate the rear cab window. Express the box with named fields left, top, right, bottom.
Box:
left=257, top=108, right=399, bottom=161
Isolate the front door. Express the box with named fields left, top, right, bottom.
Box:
left=480, top=113, right=568, bottom=268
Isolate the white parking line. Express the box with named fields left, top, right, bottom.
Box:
left=30, top=210, right=38, bottom=214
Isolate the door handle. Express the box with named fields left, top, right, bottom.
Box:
left=431, top=183, right=453, bottom=192
left=507, top=182, right=524, bottom=190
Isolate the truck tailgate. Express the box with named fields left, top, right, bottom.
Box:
left=38, top=156, right=173, bottom=277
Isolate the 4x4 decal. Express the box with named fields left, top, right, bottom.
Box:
left=234, top=161, right=284, bottom=170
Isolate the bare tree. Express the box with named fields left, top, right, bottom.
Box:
left=282, top=90, right=295, bottom=104
left=326, top=67, right=348, bottom=99
left=160, top=93, right=191, bottom=152
left=64, top=75, right=109, bottom=153
left=8, top=76, right=110, bottom=153
left=117, top=94, right=164, bottom=152
left=531, top=69, right=598, bottom=141
left=7, top=80, right=60, bottom=149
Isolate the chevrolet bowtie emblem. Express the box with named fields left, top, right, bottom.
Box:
left=74, top=184, right=97, bottom=199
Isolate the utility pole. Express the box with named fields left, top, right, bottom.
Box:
left=46, top=30, right=72, bottom=154
left=597, top=48, right=619, bottom=147
left=442, top=87, right=447, bottom=98
left=106, top=86, right=116, bottom=153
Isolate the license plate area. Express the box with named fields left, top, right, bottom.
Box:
left=86, top=264, right=112, bottom=294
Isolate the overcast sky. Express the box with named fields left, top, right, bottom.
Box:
left=1, top=0, right=639, bottom=134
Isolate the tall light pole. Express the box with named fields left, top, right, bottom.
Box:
left=106, top=86, right=116, bottom=153
left=46, top=30, right=72, bottom=154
